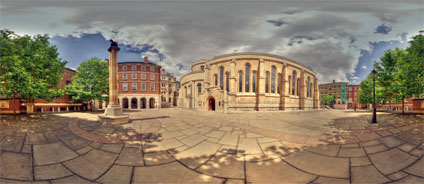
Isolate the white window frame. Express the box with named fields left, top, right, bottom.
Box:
left=150, top=83, right=155, bottom=91
left=123, top=66, right=127, bottom=71
left=150, top=67, right=155, bottom=72
left=123, top=83, right=128, bottom=91
left=123, top=74, right=128, bottom=80
left=132, top=83, right=137, bottom=91
left=132, top=73, right=137, bottom=79
left=142, top=73, right=146, bottom=80
left=132, top=65, right=137, bottom=70
left=141, top=66, right=146, bottom=71
left=141, top=83, right=146, bottom=91
left=150, top=74, right=155, bottom=80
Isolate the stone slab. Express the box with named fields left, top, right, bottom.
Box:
left=0, top=152, right=32, bottom=180
left=33, top=142, right=78, bottom=165
left=351, top=165, right=390, bottom=184
left=369, top=148, right=418, bottom=175
left=96, top=165, right=132, bottom=184
left=34, top=163, right=73, bottom=180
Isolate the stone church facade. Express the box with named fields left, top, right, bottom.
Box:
left=178, top=53, right=319, bottom=112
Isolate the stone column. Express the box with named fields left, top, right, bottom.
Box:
left=229, top=60, right=236, bottom=94
left=99, top=40, right=129, bottom=124
left=299, top=70, right=305, bottom=110
left=257, top=58, right=266, bottom=110
left=313, top=77, right=319, bottom=109
left=280, top=64, right=287, bottom=110
left=66, top=107, right=69, bottom=111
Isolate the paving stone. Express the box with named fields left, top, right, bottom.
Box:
left=96, top=165, right=132, bottom=184
left=410, top=148, right=424, bottom=156
left=364, top=144, right=388, bottom=154
left=338, top=147, right=366, bottom=157
left=391, top=175, right=424, bottom=183
left=0, top=152, right=32, bottom=180
left=246, top=158, right=316, bottom=183
left=63, top=149, right=117, bottom=180
left=116, top=147, right=144, bottom=166
left=359, top=139, right=380, bottom=147
left=90, top=142, right=103, bottom=148
left=245, top=153, right=268, bottom=162
left=33, top=142, right=78, bottom=165
left=76, top=146, right=93, bottom=154
left=144, top=151, right=175, bottom=165
left=168, top=145, right=189, bottom=154
left=306, top=145, right=340, bottom=157
left=26, top=133, right=48, bottom=144
left=219, top=126, right=233, bottom=132
left=219, top=145, right=237, bottom=154
left=197, top=152, right=244, bottom=179
left=179, top=134, right=207, bottom=147
left=205, top=130, right=226, bottom=139
left=219, top=133, right=239, bottom=146
left=260, top=141, right=293, bottom=159
left=21, top=144, right=31, bottom=153
left=51, top=175, right=95, bottom=183
left=100, top=143, right=123, bottom=153
left=350, top=157, right=371, bottom=166
left=341, top=143, right=359, bottom=148
left=0, top=136, right=25, bottom=152
left=144, top=138, right=184, bottom=152
left=237, top=137, right=262, bottom=155
left=379, top=136, right=404, bottom=148
left=313, top=177, right=350, bottom=184
left=181, top=129, right=199, bottom=136
left=175, top=141, right=221, bottom=169
left=197, top=126, right=213, bottom=133
left=160, top=130, right=184, bottom=139
left=398, top=143, right=416, bottom=152
left=246, top=132, right=264, bottom=138
left=351, top=165, right=390, bottom=184
left=59, top=134, right=92, bottom=150
left=403, top=157, right=424, bottom=177
left=133, top=162, right=223, bottom=183
left=387, top=171, right=408, bottom=181
left=225, top=179, right=245, bottom=184
left=369, top=148, right=418, bottom=175
left=34, top=163, right=72, bottom=180
left=283, top=150, right=349, bottom=178
left=257, top=137, right=279, bottom=144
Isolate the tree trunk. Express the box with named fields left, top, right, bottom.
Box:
left=402, top=98, right=405, bottom=114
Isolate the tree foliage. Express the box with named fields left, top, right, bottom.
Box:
left=0, top=29, right=66, bottom=114
left=66, top=57, right=108, bottom=108
left=358, top=75, right=385, bottom=105
left=320, top=95, right=335, bottom=105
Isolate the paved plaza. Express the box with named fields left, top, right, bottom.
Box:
left=0, top=109, right=423, bottom=183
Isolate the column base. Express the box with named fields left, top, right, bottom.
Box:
left=98, top=105, right=129, bottom=125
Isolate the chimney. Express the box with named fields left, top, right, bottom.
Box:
left=144, top=57, right=148, bottom=63
left=333, top=80, right=335, bottom=83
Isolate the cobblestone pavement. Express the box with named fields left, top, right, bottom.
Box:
left=0, top=109, right=423, bottom=183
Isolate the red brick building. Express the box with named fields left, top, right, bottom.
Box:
left=347, top=84, right=360, bottom=109
left=117, top=57, right=161, bottom=109
left=378, top=97, right=414, bottom=112
left=0, top=68, right=83, bottom=114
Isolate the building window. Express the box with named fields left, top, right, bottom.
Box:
left=162, top=76, right=165, bottom=80
left=132, top=83, right=137, bottom=91
left=271, top=67, right=276, bottom=93
left=349, top=87, right=352, bottom=91
left=214, top=74, right=218, bottom=86
left=161, top=83, right=165, bottom=87
left=277, top=74, right=281, bottom=94
left=292, top=71, right=296, bottom=95
left=142, top=73, right=146, bottom=80
left=141, top=66, right=146, bottom=71
left=245, top=65, right=250, bottom=92
left=141, top=83, right=146, bottom=91
left=238, top=71, right=243, bottom=92
left=123, top=66, right=127, bottom=71
left=288, top=76, right=291, bottom=95
left=132, top=65, right=137, bottom=70
left=150, top=67, right=155, bottom=72
left=197, top=83, right=202, bottom=94
left=307, top=78, right=310, bottom=97
left=265, top=72, right=269, bottom=93
left=225, top=73, right=229, bottom=92
left=252, top=72, right=256, bottom=93
left=169, top=98, right=171, bottom=102
left=297, top=79, right=300, bottom=96
left=132, top=73, right=137, bottom=79
left=310, top=83, right=313, bottom=98
left=201, top=66, right=205, bottom=71
left=150, top=74, right=155, bottom=80
left=123, top=83, right=128, bottom=91
left=150, top=83, right=155, bottom=91
left=220, top=67, right=224, bottom=90
left=123, top=74, right=128, bottom=80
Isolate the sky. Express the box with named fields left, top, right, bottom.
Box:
left=1, top=0, right=422, bottom=84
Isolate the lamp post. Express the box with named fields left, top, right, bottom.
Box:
left=371, top=69, right=378, bottom=123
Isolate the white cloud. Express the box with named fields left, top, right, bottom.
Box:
left=362, top=65, right=367, bottom=69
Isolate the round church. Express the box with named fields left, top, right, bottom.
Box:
left=178, top=53, right=319, bottom=112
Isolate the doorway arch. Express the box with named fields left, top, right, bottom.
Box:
left=149, top=98, right=155, bottom=109
left=131, top=98, right=137, bottom=109
left=122, top=98, right=129, bottom=109
left=208, top=97, right=216, bottom=111
left=140, top=98, right=146, bottom=109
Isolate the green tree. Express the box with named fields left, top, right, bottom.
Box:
left=320, top=95, right=335, bottom=106
left=66, top=57, right=108, bottom=110
left=358, top=74, right=386, bottom=109
left=0, top=29, right=66, bottom=115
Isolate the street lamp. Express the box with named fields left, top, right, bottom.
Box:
left=371, top=69, right=378, bottom=123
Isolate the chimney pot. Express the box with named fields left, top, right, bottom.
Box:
left=144, top=57, right=148, bottom=63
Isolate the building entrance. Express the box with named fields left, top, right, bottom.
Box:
left=208, top=97, right=215, bottom=111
